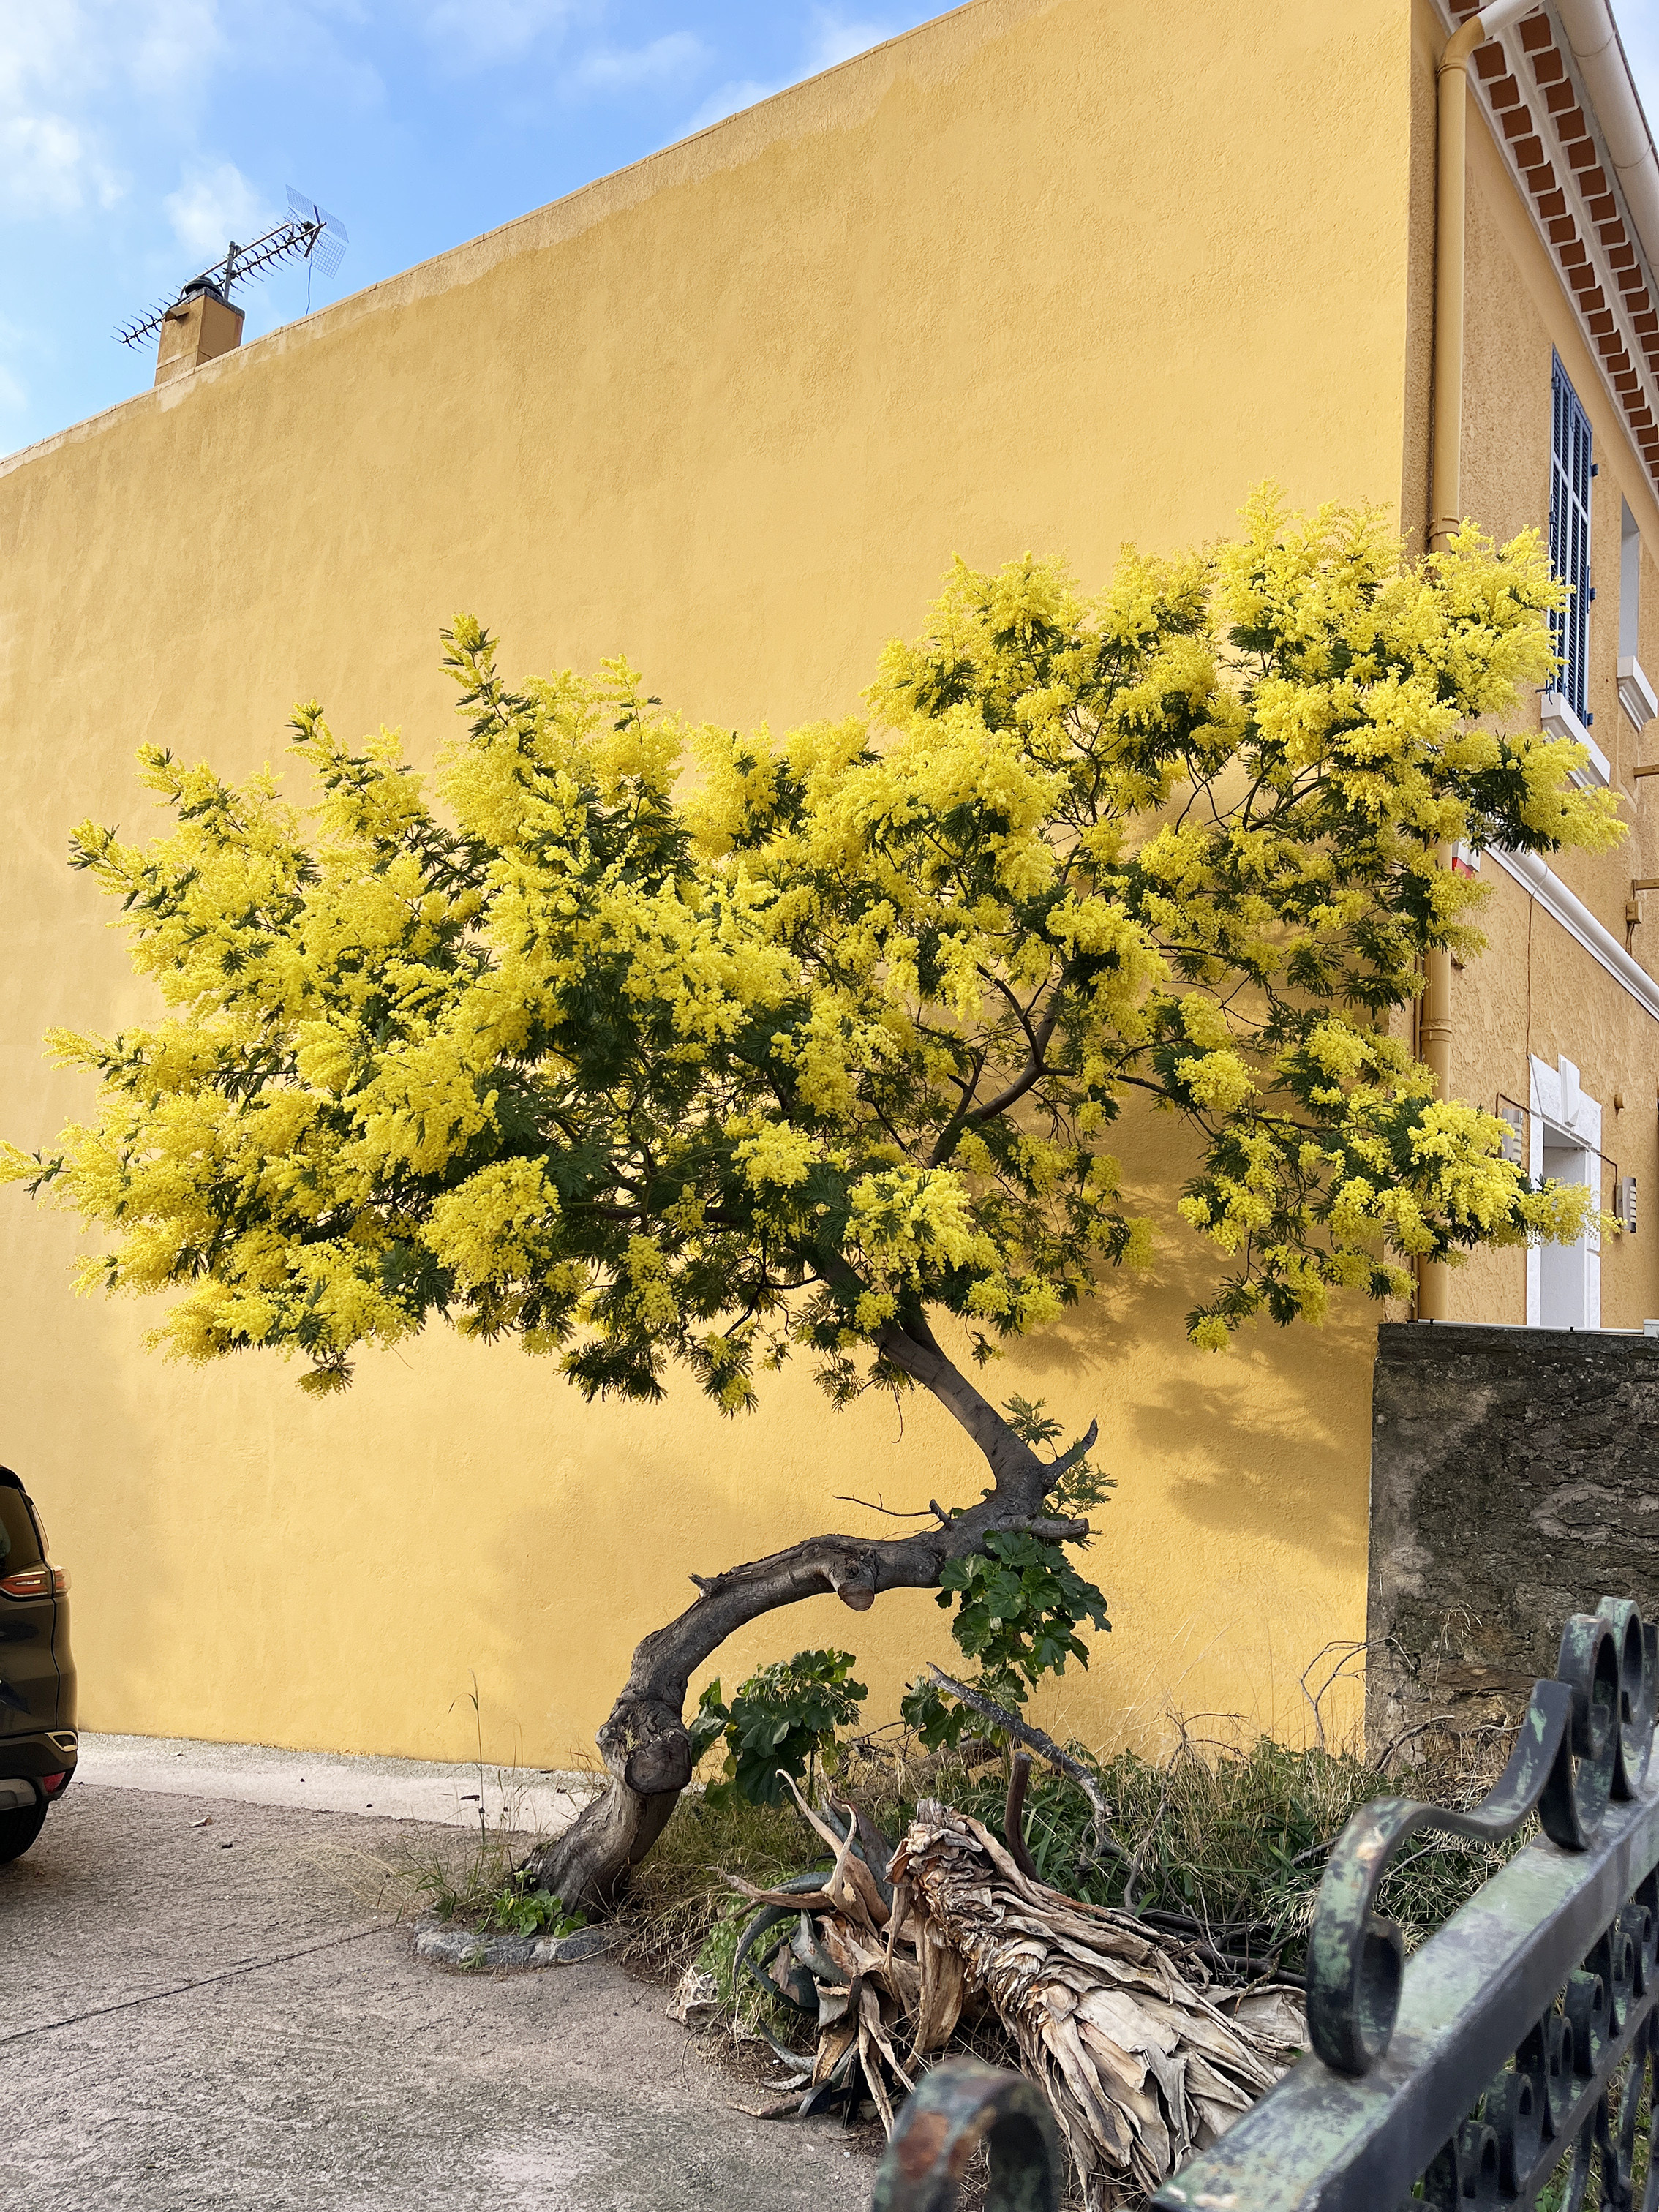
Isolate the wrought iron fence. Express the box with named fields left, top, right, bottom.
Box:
left=1150, top=1593, right=1659, bottom=2212
left=870, top=2058, right=1060, bottom=2211
left=867, top=1597, right=1659, bottom=2211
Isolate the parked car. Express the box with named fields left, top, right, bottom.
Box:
left=0, top=1465, right=75, bottom=1861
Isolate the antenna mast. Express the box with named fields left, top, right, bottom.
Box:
left=116, top=190, right=348, bottom=350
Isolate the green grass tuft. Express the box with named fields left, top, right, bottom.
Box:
left=399, top=1825, right=584, bottom=1936
left=616, top=1789, right=822, bottom=1985
left=949, top=1734, right=1522, bottom=1971
left=620, top=1726, right=1524, bottom=2008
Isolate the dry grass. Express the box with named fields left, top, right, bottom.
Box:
left=395, top=1719, right=1525, bottom=2209
left=612, top=1791, right=820, bottom=2019
left=617, top=1720, right=1521, bottom=2035
left=949, top=1729, right=1522, bottom=1972
left=397, top=1821, right=526, bottom=1926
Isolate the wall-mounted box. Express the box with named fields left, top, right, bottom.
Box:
left=1616, top=1175, right=1638, bottom=1235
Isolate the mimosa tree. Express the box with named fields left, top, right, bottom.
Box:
left=4, top=494, right=1616, bottom=1909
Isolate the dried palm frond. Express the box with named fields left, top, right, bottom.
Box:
left=888, top=1802, right=1306, bottom=2209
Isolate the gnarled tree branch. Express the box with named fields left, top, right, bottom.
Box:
left=923, top=1664, right=1125, bottom=1871
left=526, top=1320, right=1094, bottom=1912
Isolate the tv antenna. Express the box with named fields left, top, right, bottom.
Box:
left=116, top=188, right=349, bottom=350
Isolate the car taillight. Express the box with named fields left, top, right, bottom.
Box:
left=0, top=1566, right=51, bottom=1598
left=52, top=1568, right=69, bottom=1594
left=40, top=1771, right=68, bottom=1798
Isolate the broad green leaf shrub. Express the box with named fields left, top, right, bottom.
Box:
left=689, top=1647, right=869, bottom=1807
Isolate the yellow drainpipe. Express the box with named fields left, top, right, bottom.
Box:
left=1418, top=0, right=1539, bottom=1320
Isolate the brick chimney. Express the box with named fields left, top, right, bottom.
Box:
left=154, top=282, right=244, bottom=388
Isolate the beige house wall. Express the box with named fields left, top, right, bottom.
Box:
left=1440, top=64, right=1659, bottom=1331
left=0, top=0, right=1483, bottom=1771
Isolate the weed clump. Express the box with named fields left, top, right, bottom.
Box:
left=617, top=1724, right=1521, bottom=2012
left=402, top=1822, right=586, bottom=1936
left=616, top=1790, right=818, bottom=1990
left=952, top=1734, right=1521, bottom=1971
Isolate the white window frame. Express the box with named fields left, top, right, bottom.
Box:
left=1527, top=1053, right=1602, bottom=1331
left=1549, top=353, right=1595, bottom=729
left=1619, top=498, right=1655, bottom=733
left=1540, top=689, right=1612, bottom=786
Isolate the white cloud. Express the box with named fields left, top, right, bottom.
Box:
left=686, top=76, right=777, bottom=132
left=0, top=1, right=231, bottom=217
left=0, top=1, right=225, bottom=108
left=129, top=0, right=227, bottom=99
left=806, top=12, right=892, bottom=71
left=421, top=0, right=577, bottom=67
left=682, top=10, right=894, bottom=135
left=165, top=158, right=271, bottom=261
left=0, top=3, right=99, bottom=110
left=571, top=31, right=707, bottom=95
left=0, top=113, right=110, bottom=214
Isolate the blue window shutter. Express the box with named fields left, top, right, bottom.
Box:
left=1549, top=355, right=1594, bottom=721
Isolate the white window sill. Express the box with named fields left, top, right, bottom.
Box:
left=1541, top=691, right=1611, bottom=788
left=1619, top=655, right=1658, bottom=731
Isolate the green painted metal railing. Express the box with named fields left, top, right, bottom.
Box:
left=870, top=1597, right=1659, bottom=2211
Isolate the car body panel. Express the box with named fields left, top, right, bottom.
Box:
left=0, top=1476, right=59, bottom=1743
left=1, top=1731, right=77, bottom=1780
left=53, top=1594, right=76, bottom=1733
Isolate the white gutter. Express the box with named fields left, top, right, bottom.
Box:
left=1429, top=0, right=1556, bottom=552
left=1489, top=846, right=1659, bottom=1020
left=1556, top=0, right=1659, bottom=276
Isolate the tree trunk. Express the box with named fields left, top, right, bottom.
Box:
left=527, top=1318, right=1094, bottom=1913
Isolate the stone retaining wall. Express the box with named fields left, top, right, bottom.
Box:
left=1366, top=1322, right=1659, bottom=1753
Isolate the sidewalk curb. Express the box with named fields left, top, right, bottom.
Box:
left=72, top=1731, right=592, bottom=1836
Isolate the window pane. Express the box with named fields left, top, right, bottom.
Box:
left=1549, top=355, right=1593, bottom=722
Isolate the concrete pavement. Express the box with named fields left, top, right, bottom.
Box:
left=75, top=1729, right=590, bottom=1835
left=1, top=1781, right=873, bottom=2211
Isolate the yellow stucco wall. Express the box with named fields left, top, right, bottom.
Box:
left=1, top=0, right=1442, bottom=1769
left=1441, top=60, right=1659, bottom=1332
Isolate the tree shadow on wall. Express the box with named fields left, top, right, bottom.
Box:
left=1010, top=1209, right=1374, bottom=1579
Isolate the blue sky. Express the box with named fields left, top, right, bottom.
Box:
left=0, top=1, right=945, bottom=456
left=4, top=1, right=1659, bottom=461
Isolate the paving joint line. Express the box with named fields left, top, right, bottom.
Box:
left=0, top=1921, right=392, bottom=2044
